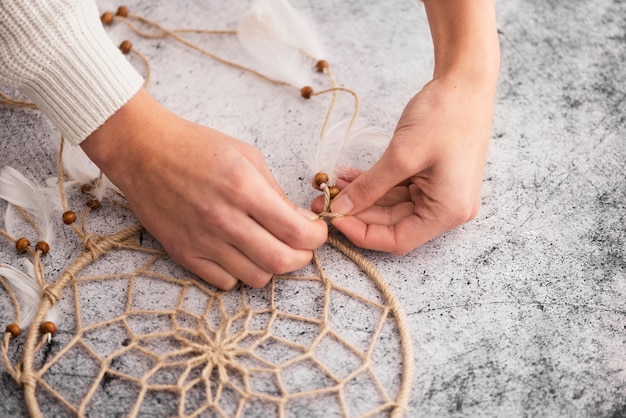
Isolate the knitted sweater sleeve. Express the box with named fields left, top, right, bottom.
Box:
left=0, top=0, right=144, bottom=145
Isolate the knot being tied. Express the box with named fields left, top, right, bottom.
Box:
left=314, top=172, right=344, bottom=221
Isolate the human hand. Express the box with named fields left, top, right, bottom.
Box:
left=310, top=0, right=499, bottom=255
left=81, top=89, right=328, bottom=289
left=312, top=76, right=496, bottom=254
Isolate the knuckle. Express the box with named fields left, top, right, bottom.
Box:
left=265, top=248, right=296, bottom=274
left=281, top=221, right=310, bottom=247
left=244, top=271, right=273, bottom=289
left=266, top=247, right=313, bottom=275
left=245, top=146, right=266, bottom=165
left=358, top=175, right=386, bottom=202
left=447, top=196, right=480, bottom=227
left=386, top=142, right=414, bottom=174
left=219, top=279, right=239, bottom=291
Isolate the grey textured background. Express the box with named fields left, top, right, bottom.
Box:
left=0, top=0, right=625, bottom=416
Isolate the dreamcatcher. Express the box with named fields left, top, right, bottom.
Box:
left=0, top=1, right=415, bottom=416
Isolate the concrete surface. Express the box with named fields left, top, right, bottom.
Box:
left=0, top=0, right=624, bottom=417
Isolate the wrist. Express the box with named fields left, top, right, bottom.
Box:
left=80, top=89, right=170, bottom=190
left=425, top=0, right=500, bottom=92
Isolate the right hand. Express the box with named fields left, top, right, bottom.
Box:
left=81, top=88, right=328, bottom=290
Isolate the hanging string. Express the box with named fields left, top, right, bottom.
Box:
left=0, top=91, right=37, bottom=110
left=103, top=7, right=363, bottom=191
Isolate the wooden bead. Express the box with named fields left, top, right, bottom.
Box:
left=35, top=241, right=50, bottom=255
left=62, top=211, right=77, bottom=225
left=116, top=6, right=129, bottom=17
left=40, top=321, right=57, bottom=335
left=15, top=237, right=30, bottom=253
left=100, top=11, right=114, bottom=25
left=119, top=40, right=133, bottom=55
left=5, top=323, right=20, bottom=339
left=86, top=199, right=101, bottom=210
left=314, top=172, right=329, bottom=187
left=300, top=86, right=313, bottom=99
left=316, top=60, right=329, bottom=72
left=329, top=186, right=340, bottom=199
left=80, top=183, right=92, bottom=194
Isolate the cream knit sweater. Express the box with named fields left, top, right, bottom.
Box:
left=0, top=0, right=143, bottom=145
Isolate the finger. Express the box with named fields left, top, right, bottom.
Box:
left=312, top=184, right=411, bottom=214
left=373, top=186, right=411, bottom=207
left=195, top=239, right=275, bottom=288
left=243, top=145, right=293, bottom=203
left=345, top=201, right=415, bottom=226
left=183, top=256, right=239, bottom=290
left=225, top=214, right=318, bottom=277
left=211, top=244, right=276, bottom=288
left=332, top=211, right=446, bottom=255
left=336, top=176, right=412, bottom=189
left=330, top=145, right=425, bottom=216
left=311, top=194, right=325, bottom=214
left=243, top=179, right=328, bottom=250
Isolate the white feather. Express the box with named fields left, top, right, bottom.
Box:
left=335, top=126, right=390, bottom=176
left=59, top=138, right=100, bottom=184
left=312, top=118, right=390, bottom=185
left=0, top=260, right=58, bottom=336
left=92, top=175, right=116, bottom=201
left=57, top=138, right=117, bottom=200
left=4, top=203, right=22, bottom=238
left=237, top=0, right=325, bottom=87
left=0, top=167, right=60, bottom=243
left=20, top=259, right=57, bottom=327
left=0, top=262, right=41, bottom=329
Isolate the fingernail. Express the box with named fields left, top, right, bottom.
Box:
left=297, top=207, right=320, bottom=221
left=331, top=194, right=354, bottom=215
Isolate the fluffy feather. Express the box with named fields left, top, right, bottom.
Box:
left=0, top=167, right=60, bottom=243
left=21, top=259, right=58, bottom=330
left=0, top=262, right=41, bottom=329
left=237, top=0, right=325, bottom=87
left=0, top=260, right=58, bottom=335
left=312, top=118, right=390, bottom=185
left=59, top=138, right=101, bottom=185
left=58, top=139, right=117, bottom=200
left=4, top=203, right=22, bottom=239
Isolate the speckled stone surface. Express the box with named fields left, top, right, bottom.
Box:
left=0, top=0, right=625, bottom=417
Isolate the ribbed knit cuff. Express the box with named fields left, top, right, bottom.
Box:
left=0, top=0, right=144, bottom=145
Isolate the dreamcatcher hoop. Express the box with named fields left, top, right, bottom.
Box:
left=9, top=221, right=413, bottom=417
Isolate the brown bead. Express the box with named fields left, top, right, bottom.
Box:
left=86, top=199, right=101, bottom=210
left=100, top=11, right=114, bottom=25
left=80, top=183, right=92, bottom=194
left=5, top=323, right=20, bottom=339
left=329, top=186, right=340, bottom=199
left=35, top=241, right=50, bottom=255
left=300, top=86, right=313, bottom=99
left=62, top=211, right=77, bottom=225
left=119, top=40, right=132, bottom=55
left=15, top=237, right=30, bottom=253
left=116, top=6, right=129, bottom=17
left=316, top=60, right=329, bottom=72
left=314, top=172, right=329, bottom=187
left=40, top=321, right=57, bottom=335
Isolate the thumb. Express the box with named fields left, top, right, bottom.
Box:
left=330, top=147, right=417, bottom=215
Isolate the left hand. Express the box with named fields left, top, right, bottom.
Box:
left=312, top=75, right=496, bottom=254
